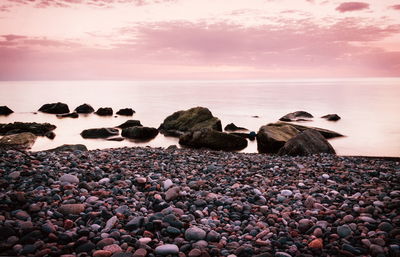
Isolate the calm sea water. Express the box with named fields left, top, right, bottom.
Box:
left=0, top=79, right=399, bottom=157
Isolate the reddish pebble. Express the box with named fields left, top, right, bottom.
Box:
left=308, top=238, right=323, bottom=249
left=188, top=248, right=202, bottom=257
left=133, top=248, right=147, bottom=257
left=103, top=244, right=122, bottom=254
left=93, top=250, right=112, bottom=257
left=64, top=219, right=74, bottom=229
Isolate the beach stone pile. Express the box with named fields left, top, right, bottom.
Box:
left=0, top=147, right=399, bottom=257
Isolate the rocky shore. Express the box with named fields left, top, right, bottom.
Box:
left=0, top=147, right=399, bottom=257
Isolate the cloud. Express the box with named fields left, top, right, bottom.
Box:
left=2, top=34, right=27, bottom=41
left=390, top=4, right=400, bottom=10
left=336, top=2, right=369, bottom=12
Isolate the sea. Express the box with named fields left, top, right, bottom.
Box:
left=0, top=78, right=399, bottom=157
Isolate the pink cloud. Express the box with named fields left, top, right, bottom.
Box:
left=5, top=0, right=175, bottom=8
left=2, top=34, right=27, bottom=41
left=336, top=2, right=369, bottom=12
left=391, top=4, right=400, bottom=10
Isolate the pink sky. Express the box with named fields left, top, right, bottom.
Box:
left=0, top=0, right=400, bottom=80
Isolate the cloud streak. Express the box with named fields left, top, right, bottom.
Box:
left=336, top=2, right=369, bottom=12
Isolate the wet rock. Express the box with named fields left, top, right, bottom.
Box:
left=81, top=128, right=119, bottom=138
left=96, top=107, right=113, bottom=116
left=116, top=120, right=142, bottom=129
left=0, top=132, right=37, bottom=150
left=116, top=108, right=135, bottom=116
left=321, top=114, right=341, bottom=121
left=276, top=122, right=343, bottom=139
left=38, top=102, right=69, bottom=114
left=47, top=144, right=88, bottom=152
left=0, top=106, right=13, bottom=115
left=56, top=112, right=79, bottom=118
left=154, top=244, right=179, bottom=255
left=224, top=123, right=248, bottom=131
left=279, top=111, right=313, bottom=122
left=121, top=126, right=158, bottom=140
left=256, top=124, right=300, bottom=153
left=0, top=122, right=56, bottom=136
left=75, top=103, right=95, bottom=113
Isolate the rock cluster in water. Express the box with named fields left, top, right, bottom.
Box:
left=0, top=147, right=399, bottom=257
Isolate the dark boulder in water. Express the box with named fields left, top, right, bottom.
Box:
left=278, top=129, right=336, bottom=156
left=81, top=128, right=119, bottom=138
left=75, top=104, right=94, bottom=114
left=116, top=108, right=135, bottom=116
left=179, top=128, right=247, bottom=151
left=122, top=126, right=158, bottom=140
left=321, top=114, right=341, bottom=121
left=279, top=111, right=313, bottom=122
left=256, top=124, right=300, bottom=154
left=277, top=122, right=343, bottom=139
left=159, top=107, right=222, bottom=137
left=0, top=122, right=56, bottom=136
left=117, top=120, right=142, bottom=129
left=224, top=123, right=248, bottom=131
left=95, top=107, right=113, bottom=116
left=0, top=106, right=13, bottom=115
left=56, top=112, right=79, bottom=118
left=38, top=102, right=70, bottom=114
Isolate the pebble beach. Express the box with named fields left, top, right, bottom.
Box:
left=0, top=147, right=399, bottom=257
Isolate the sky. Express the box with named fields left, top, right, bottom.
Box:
left=0, top=0, right=400, bottom=80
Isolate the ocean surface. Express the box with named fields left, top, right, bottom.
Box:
left=0, top=78, right=399, bottom=157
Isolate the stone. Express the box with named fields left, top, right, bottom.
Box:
left=224, top=123, right=247, bottom=131
left=280, top=111, right=313, bottom=122
left=117, top=120, right=142, bottom=129
left=321, top=114, right=341, bottom=121
left=121, top=126, right=159, bottom=140
left=280, top=190, right=293, bottom=197
left=378, top=222, right=393, bottom=232
left=76, top=241, right=96, bottom=253
left=38, top=102, right=69, bottom=114
left=159, top=106, right=222, bottom=136
left=276, top=122, right=343, bottom=139
left=93, top=250, right=113, bottom=257
left=188, top=249, right=202, bottom=257
left=47, top=144, right=88, bottom=152
left=103, top=244, right=122, bottom=254
left=75, top=103, right=95, bottom=113
left=206, top=230, right=221, bottom=242
left=0, top=106, right=13, bottom=115
left=96, top=107, right=113, bottom=116
left=59, top=174, right=79, bottom=184
left=370, top=244, right=385, bottom=256
left=278, top=129, right=336, bottom=156
left=337, top=225, right=352, bottom=238
left=308, top=238, right=323, bottom=249
left=275, top=252, right=292, bottom=257
left=185, top=226, right=206, bottom=241
left=81, top=128, right=119, bottom=138
left=163, top=179, right=173, bottom=190
left=59, top=204, right=85, bottom=215
left=0, top=122, right=56, bottom=136
left=8, top=171, right=20, bottom=180
left=0, top=132, right=37, bottom=150
left=298, top=219, right=313, bottom=233
left=154, top=244, right=179, bottom=255
left=97, top=238, right=116, bottom=248
left=116, top=108, right=135, bottom=116
left=179, top=128, right=248, bottom=151
left=256, top=124, right=300, bottom=153
left=133, top=248, right=147, bottom=257
left=102, top=216, right=118, bottom=232
left=165, top=186, right=180, bottom=201
left=56, top=112, right=79, bottom=118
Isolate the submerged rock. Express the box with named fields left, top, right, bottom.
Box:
left=116, top=120, right=142, bottom=129
left=56, top=112, right=78, bottom=118
left=121, top=126, right=158, bottom=140
left=179, top=128, right=247, bottom=151
left=279, top=111, right=313, bottom=122
left=159, top=107, right=222, bottom=136
left=95, top=107, right=113, bottom=116
left=278, top=129, right=336, bottom=156
left=75, top=103, right=95, bottom=114
left=224, top=123, right=248, bottom=131
left=81, top=128, right=119, bottom=138
left=38, top=102, right=70, bottom=114
left=321, top=114, right=341, bottom=121
left=116, top=108, right=135, bottom=116
left=0, top=106, right=13, bottom=115
left=256, top=124, right=300, bottom=153
left=0, top=132, right=37, bottom=150
left=0, top=122, right=56, bottom=136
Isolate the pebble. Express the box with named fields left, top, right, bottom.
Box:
left=337, top=225, right=352, bottom=238
left=93, top=250, right=113, bottom=257
left=59, top=174, right=79, bottom=184
left=163, top=179, right=173, bottom=190
left=308, top=238, right=323, bottom=249
left=154, top=244, right=179, bottom=255
left=185, top=226, right=206, bottom=241
left=133, top=248, right=147, bottom=257
left=280, top=190, right=293, bottom=197
left=8, top=171, right=20, bottom=179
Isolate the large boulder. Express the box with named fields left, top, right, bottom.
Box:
left=0, top=122, right=56, bottom=136
left=81, top=128, right=119, bottom=138
left=117, top=120, right=142, bottom=129
left=56, top=112, right=78, bottom=118
left=159, top=107, right=222, bottom=137
left=278, top=129, right=336, bottom=156
left=224, top=123, right=247, bottom=131
left=122, top=126, right=158, bottom=140
left=0, top=132, right=37, bottom=150
left=279, top=111, right=313, bottom=122
left=95, top=107, right=113, bottom=116
left=256, top=124, right=300, bottom=153
left=179, top=128, right=248, bottom=151
left=0, top=106, right=13, bottom=115
left=116, top=108, right=135, bottom=116
left=38, top=102, right=70, bottom=114
left=75, top=104, right=94, bottom=114
left=46, top=144, right=88, bottom=152
left=321, top=114, right=341, bottom=121
left=277, top=122, right=343, bottom=139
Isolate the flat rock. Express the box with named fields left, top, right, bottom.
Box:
left=154, top=244, right=179, bottom=255
left=59, top=174, right=79, bottom=184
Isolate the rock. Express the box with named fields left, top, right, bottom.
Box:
left=165, top=187, right=180, bottom=201
left=154, top=244, right=179, bottom=255
left=308, top=238, right=323, bottom=249
left=159, top=106, right=222, bottom=136
left=276, top=122, right=343, bottom=139
left=76, top=241, right=96, bottom=253
left=121, top=126, right=158, bottom=140
left=103, top=244, right=122, bottom=254
left=96, top=107, right=113, bottom=116
left=256, top=124, right=300, bottom=153
left=102, top=216, right=118, bottom=232
left=370, top=244, right=385, bottom=256
left=281, top=190, right=293, bottom=197
left=59, top=174, right=79, bottom=184
left=93, top=250, right=113, bottom=257
left=38, top=102, right=70, bottom=114
left=45, top=131, right=56, bottom=139
left=378, top=222, right=393, bottom=232
left=279, top=111, right=313, bottom=122
left=107, top=136, right=124, bottom=141
left=224, top=123, right=247, bottom=131
left=81, top=128, right=119, bottom=138
left=59, top=204, right=85, bottom=215
left=0, top=132, right=37, bottom=150
left=179, top=128, right=248, bottom=151
left=47, top=144, right=88, bottom=152
left=275, top=252, right=292, bottom=257
left=116, top=108, right=135, bottom=116
left=230, top=132, right=256, bottom=141
left=298, top=219, right=313, bottom=233
left=116, top=120, right=142, bottom=129
left=185, top=226, right=206, bottom=241
left=337, top=225, right=352, bottom=238
left=0, top=122, right=56, bottom=136
left=75, top=103, right=95, bottom=113
left=0, top=106, right=13, bottom=115
left=278, top=129, right=336, bottom=156
left=132, top=249, right=147, bottom=257
left=125, top=216, right=144, bottom=231
left=321, top=114, right=341, bottom=121
left=206, top=230, right=221, bottom=242
left=8, top=171, right=20, bottom=180
left=56, top=112, right=79, bottom=118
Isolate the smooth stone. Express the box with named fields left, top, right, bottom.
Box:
left=280, top=190, right=293, bottom=197
left=337, top=225, right=352, bottom=238
left=8, top=171, right=20, bottom=180
left=103, top=244, right=122, bottom=254
left=275, top=252, right=292, bottom=257
left=93, top=250, right=113, bottom=257
left=102, top=216, right=118, bottom=232
left=188, top=248, right=202, bottom=257
left=378, top=222, right=393, bottom=232
left=154, top=244, right=179, bottom=255
left=308, top=238, right=323, bottom=249
left=163, top=179, right=173, bottom=190
left=165, top=187, right=180, bottom=201
left=133, top=248, right=147, bottom=257
left=59, top=174, right=79, bottom=184
left=185, top=226, right=206, bottom=241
